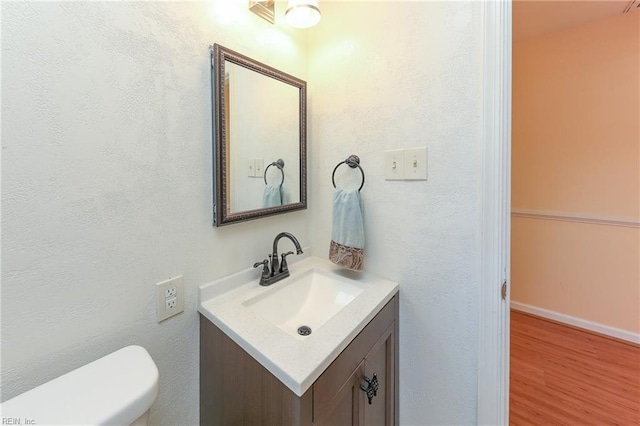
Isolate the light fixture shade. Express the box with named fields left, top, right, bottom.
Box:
left=285, top=0, right=321, bottom=28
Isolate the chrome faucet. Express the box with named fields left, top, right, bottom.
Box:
left=253, top=232, right=303, bottom=286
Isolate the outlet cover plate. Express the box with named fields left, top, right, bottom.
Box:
left=156, top=276, right=184, bottom=322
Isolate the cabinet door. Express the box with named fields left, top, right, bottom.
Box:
left=363, top=325, right=395, bottom=426
left=315, top=361, right=366, bottom=426
left=312, top=295, right=398, bottom=426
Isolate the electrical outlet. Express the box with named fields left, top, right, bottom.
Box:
left=165, top=286, right=177, bottom=298
left=156, top=276, right=184, bottom=322
left=165, top=297, right=177, bottom=310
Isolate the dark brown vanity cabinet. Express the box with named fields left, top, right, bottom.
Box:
left=200, top=293, right=399, bottom=426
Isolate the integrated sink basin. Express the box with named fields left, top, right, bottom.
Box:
left=198, top=256, right=398, bottom=396
left=242, top=268, right=365, bottom=338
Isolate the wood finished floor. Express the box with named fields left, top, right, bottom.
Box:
left=510, top=310, right=640, bottom=426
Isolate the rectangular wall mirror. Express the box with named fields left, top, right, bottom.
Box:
left=211, top=44, right=307, bottom=226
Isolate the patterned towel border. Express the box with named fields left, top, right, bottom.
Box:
left=329, top=240, right=364, bottom=271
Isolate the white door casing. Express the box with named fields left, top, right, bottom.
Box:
left=478, top=1, right=512, bottom=425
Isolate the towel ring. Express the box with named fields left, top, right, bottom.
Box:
left=264, top=159, right=285, bottom=186
left=332, top=155, right=365, bottom=191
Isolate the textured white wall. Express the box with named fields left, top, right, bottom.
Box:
left=308, top=3, right=482, bottom=424
left=3, top=1, right=485, bottom=424
left=1, top=2, right=308, bottom=425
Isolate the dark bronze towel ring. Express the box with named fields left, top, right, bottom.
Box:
left=332, top=155, right=365, bottom=191
left=264, top=159, right=285, bottom=186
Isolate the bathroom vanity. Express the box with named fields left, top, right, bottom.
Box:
left=198, top=256, right=399, bottom=425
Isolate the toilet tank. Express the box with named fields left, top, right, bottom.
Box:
left=1, top=345, right=159, bottom=425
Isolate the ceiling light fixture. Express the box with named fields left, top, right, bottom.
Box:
left=285, top=0, right=321, bottom=29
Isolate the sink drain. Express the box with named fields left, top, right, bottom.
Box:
left=297, top=325, right=312, bottom=336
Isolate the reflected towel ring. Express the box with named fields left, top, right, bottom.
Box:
left=264, top=159, right=285, bottom=186
left=332, top=155, right=365, bottom=191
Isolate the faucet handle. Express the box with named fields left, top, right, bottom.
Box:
left=279, top=251, right=295, bottom=273
left=253, top=259, right=270, bottom=282
left=253, top=259, right=268, bottom=268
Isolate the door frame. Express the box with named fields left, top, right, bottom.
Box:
left=478, top=1, right=512, bottom=425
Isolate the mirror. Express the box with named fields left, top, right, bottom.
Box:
left=211, top=44, right=307, bottom=226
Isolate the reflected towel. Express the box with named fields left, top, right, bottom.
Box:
left=263, top=184, right=282, bottom=208
left=329, top=188, right=364, bottom=271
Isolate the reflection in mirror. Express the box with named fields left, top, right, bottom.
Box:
left=261, top=159, right=286, bottom=208
left=226, top=62, right=300, bottom=212
left=211, top=44, right=306, bottom=226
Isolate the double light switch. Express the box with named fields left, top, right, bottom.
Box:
left=248, top=158, right=264, bottom=178
left=384, top=147, right=427, bottom=181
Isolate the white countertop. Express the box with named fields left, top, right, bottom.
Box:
left=198, top=256, right=399, bottom=396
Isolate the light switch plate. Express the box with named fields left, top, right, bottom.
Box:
left=384, top=149, right=405, bottom=180
left=156, top=276, right=184, bottom=322
left=248, top=158, right=256, bottom=177
left=254, top=158, right=264, bottom=178
left=404, top=147, right=427, bottom=180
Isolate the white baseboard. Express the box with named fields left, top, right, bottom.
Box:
left=511, top=301, right=640, bottom=345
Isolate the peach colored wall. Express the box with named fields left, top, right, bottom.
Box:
left=512, top=219, right=639, bottom=332
left=512, top=12, right=640, bottom=333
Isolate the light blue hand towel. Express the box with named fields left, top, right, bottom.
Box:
left=263, top=184, right=282, bottom=208
left=329, top=188, right=364, bottom=271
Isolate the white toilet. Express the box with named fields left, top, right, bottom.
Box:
left=1, top=345, right=159, bottom=425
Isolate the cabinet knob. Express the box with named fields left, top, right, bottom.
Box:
left=360, top=373, right=379, bottom=404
